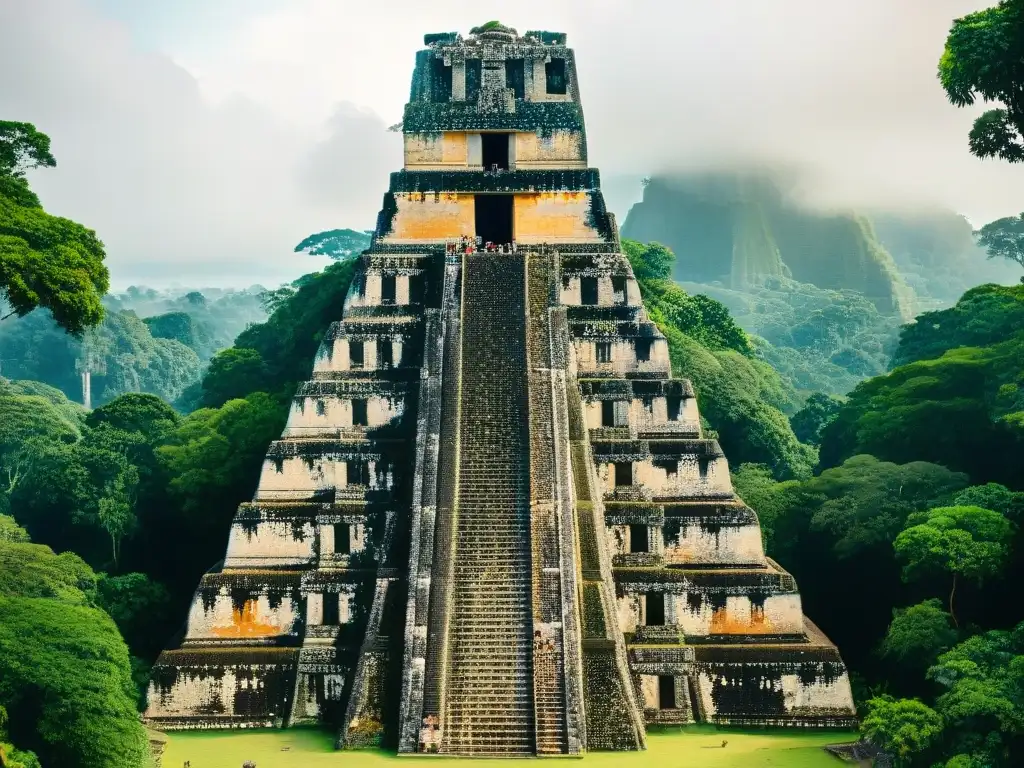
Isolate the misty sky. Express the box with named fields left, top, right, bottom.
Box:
left=2, top=0, right=1022, bottom=287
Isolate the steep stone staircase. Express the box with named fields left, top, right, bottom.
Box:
left=441, top=253, right=536, bottom=755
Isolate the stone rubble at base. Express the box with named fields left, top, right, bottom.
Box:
left=143, top=23, right=857, bottom=755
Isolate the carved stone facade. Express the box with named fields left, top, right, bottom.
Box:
left=144, top=23, right=855, bottom=754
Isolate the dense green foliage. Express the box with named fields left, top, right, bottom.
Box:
left=927, top=625, right=1024, bottom=761
left=623, top=239, right=814, bottom=478
left=734, top=451, right=1023, bottom=764
left=0, top=306, right=202, bottom=407
left=939, top=0, right=1024, bottom=163
left=0, top=536, right=147, bottom=768
left=687, top=276, right=901, bottom=396
left=0, top=285, right=267, bottom=411
left=0, top=255, right=356, bottom=763
left=789, top=393, right=844, bottom=445
left=193, top=257, right=358, bottom=411
left=0, top=379, right=82, bottom=514
left=733, top=272, right=1024, bottom=765
left=895, top=506, right=1014, bottom=626
left=0, top=122, right=55, bottom=179
left=861, top=696, right=945, bottom=766
left=294, top=228, right=372, bottom=260
left=878, top=599, right=958, bottom=672
left=108, top=285, right=267, bottom=361
left=820, top=284, right=1024, bottom=485
left=891, top=284, right=1024, bottom=368
left=0, top=123, right=108, bottom=333
left=0, top=379, right=285, bottom=700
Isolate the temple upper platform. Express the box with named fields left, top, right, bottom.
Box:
left=374, top=25, right=609, bottom=248
left=404, top=26, right=584, bottom=139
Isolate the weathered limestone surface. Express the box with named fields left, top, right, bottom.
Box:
left=145, top=22, right=855, bottom=750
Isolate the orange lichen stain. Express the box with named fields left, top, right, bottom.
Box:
left=387, top=194, right=474, bottom=240
left=403, top=132, right=469, bottom=167
left=709, top=605, right=774, bottom=635
left=212, top=600, right=283, bottom=638
left=440, top=132, right=468, bottom=163
left=514, top=193, right=600, bottom=240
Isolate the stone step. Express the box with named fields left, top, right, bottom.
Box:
left=441, top=253, right=542, bottom=756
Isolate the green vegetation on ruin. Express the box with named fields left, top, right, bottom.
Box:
left=161, top=726, right=858, bottom=768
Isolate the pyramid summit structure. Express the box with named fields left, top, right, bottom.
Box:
left=144, top=25, right=856, bottom=755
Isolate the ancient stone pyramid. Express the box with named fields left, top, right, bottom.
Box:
left=144, top=24, right=856, bottom=755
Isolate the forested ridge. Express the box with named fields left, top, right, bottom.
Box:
left=0, top=262, right=357, bottom=767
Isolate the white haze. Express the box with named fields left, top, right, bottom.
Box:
left=1, top=0, right=1021, bottom=287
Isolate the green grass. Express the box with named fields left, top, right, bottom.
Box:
left=161, top=725, right=857, bottom=767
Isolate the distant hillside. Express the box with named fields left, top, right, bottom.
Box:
left=870, top=209, right=1020, bottom=306
left=622, top=173, right=912, bottom=317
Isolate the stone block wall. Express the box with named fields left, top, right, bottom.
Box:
left=514, top=130, right=586, bottom=168
left=404, top=132, right=470, bottom=167
left=313, top=322, right=418, bottom=374
left=514, top=192, right=605, bottom=244
left=691, top=640, right=857, bottom=727
left=560, top=273, right=642, bottom=307
left=402, top=130, right=585, bottom=170
left=661, top=507, right=767, bottom=567
left=284, top=395, right=405, bottom=435
left=223, top=504, right=318, bottom=569
left=146, top=648, right=299, bottom=729
left=572, top=335, right=672, bottom=378
left=382, top=193, right=476, bottom=243
left=183, top=585, right=302, bottom=643
left=145, top=250, right=434, bottom=734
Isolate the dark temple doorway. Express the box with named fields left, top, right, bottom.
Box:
left=475, top=194, right=514, bottom=245
left=658, top=675, right=677, bottom=709
left=482, top=133, right=510, bottom=171
left=646, top=592, right=666, bottom=626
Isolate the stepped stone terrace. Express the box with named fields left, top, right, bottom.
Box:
left=144, top=22, right=856, bottom=756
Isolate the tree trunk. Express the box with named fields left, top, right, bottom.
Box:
left=949, top=573, right=959, bottom=628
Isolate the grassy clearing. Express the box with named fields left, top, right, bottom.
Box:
left=161, top=725, right=857, bottom=767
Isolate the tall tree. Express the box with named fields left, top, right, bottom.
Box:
left=0, top=122, right=54, bottom=179
left=790, top=392, right=844, bottom=446
left=294, top=228, right=372, bottom=260
left=976, top=213, right=1024, bottom=278
left=0, top=122, right=109, bottom=333
left=0, top=380, right=81, bottom=514
left=879, top=599, right=959, bottom=673
left=939, top=0, right=1024, bottom=162
left=894, top=505, right=1014, bottom=626
left=95, top=466, right=138, bottom=568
